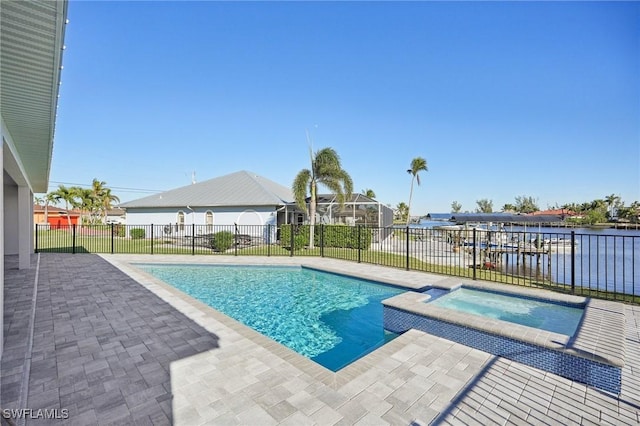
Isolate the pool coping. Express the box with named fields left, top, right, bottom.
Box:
left=101, top=254, right=625, bottom=391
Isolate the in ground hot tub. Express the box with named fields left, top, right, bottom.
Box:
left=425, top=287, right=584, bottom=336
left=383, top=284, right=625, bottom=394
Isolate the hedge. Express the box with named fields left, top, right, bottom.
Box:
left=280, top=224, right=371, bottom=250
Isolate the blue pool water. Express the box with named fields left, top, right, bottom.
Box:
left=427, top=287, right=584, bottom=336
left=137, top=264, right=405, bottom=371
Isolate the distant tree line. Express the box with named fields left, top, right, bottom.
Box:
left=447, top=194, right=640, bottom=224
left=35, top=179, right=120, bottom=226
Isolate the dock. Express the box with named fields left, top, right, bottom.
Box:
left=468, top=244, right=552, bottom=271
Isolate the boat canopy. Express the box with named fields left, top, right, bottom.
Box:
left=425, top=213, right=454, bottom=221
left=449, top=213, right=565, bottom=224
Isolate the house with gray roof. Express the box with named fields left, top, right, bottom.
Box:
left=120, top=170, right=293, bottom=237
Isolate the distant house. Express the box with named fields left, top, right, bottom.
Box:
left=529, top=209, right=578, bottom=218
left=34, top=205, right=81, bottom=229
left=105, top=207, right=126, bottom=224
left=119, top=171, right=293, bottom=237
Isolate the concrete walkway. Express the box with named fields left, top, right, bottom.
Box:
left=2, top=253, right=639, bottom=425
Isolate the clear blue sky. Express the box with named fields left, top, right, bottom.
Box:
left=50, top=1, right=639, bottom=214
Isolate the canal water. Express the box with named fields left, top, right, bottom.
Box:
left=416, top=221, right=640, bottom=296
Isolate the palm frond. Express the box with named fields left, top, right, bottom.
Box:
left=292, top=169, right=312, bottom=212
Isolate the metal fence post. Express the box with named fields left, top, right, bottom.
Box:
left=267, top=224, right=271, bottom=257
left=192, top=224, right=195, bottom=255
left=234, top=223, right=238, bottom=256
left=357, top=225, right=362, bottom=263
left=151, top=224, right=154, bottom=255
left=111, top=223, right=114, bottom=254
left=72, top=223, right=76, bottom=254
left=320, top=224, right=325, bottom=258
left=571, top=230, right=576, bottom=294
left=405, top=226, right=410, bottom=271
left=290, top=225, right=294, bottom=257
left=35, top=224, right=39, bottom=253
left=472, top=228, right=477, bottom=280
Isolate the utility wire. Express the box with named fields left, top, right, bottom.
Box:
left=46, top=181, right=163, bottom=194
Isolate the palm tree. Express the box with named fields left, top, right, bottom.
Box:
left=604, top=194, right=620, bottom=220
left=43, top=192, right=58, bottom=225
left=100, top=188, right=120, bottom=224
left=361, top=188, right=376, bottom=199
left=74, top=187, right=96, bottom=225
left=89, top=179, right=120, bottom=223
left=292, top=147, right=353, bottom=248
left=50, top=185, right=77, bottom=228
left=395, top=202, right=409, bottom=223
left=91, top=179, right=106, bottom=199
left=406, top=157, right=428, bottom=225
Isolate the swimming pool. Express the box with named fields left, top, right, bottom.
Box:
left=425, top=287, right=584, bottom=336
left=136, top=264, right=405, bottom=371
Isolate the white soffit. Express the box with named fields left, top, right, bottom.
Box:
left=1, top=0, right=67, bottom=192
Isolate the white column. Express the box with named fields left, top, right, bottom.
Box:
left=0, top=140, right=4, bottom=359
left=18, top=185, right=31, bottom=269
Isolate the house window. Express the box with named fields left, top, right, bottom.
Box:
left=205, top=211, right=213, bottom=231
left=177, top=211, right=185, bottom=231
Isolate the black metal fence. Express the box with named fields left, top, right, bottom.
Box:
left=35, top=223, right=639, bottom=303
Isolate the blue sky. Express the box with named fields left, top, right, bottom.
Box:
left=50, top=1, right=639, bottom=214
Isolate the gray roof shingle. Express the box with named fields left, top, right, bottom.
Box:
left=120, top=171, right=293, bottom=208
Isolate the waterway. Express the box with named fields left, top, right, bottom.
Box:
left=416, top=221, right=640, bottom=296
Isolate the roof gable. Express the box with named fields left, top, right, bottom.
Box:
left=120, top=171, right=293, bottom=209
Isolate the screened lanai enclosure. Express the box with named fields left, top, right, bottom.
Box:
left=283, top=194, right=394, bottom=229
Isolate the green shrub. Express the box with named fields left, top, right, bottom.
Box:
left=280, top=225, right=309, bottom=250
left=130, top=228, right=146, bottom=239
left=211, top=230, right=235, bottom=252
left=293, top=233, right=308, bottom=250
left=114, top=224, right=125, bottom=237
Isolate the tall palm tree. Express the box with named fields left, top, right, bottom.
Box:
left=406, top=157, right=428, bottom=225
left=292, top=147, right=353, bottom=248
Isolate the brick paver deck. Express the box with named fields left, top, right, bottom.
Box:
left=2, top=253, right=639, bottom=425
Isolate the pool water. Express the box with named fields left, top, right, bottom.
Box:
left=137, top=264, right=405, bottom=371
left=427, top=287, right=584, bottom=336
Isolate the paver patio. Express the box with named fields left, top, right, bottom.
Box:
left=2, top=253, right=639, bottom=425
